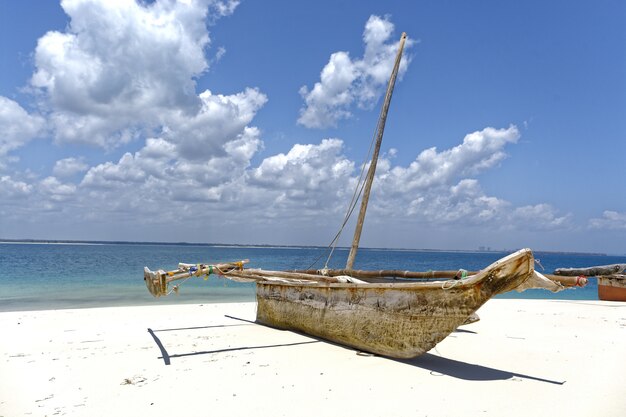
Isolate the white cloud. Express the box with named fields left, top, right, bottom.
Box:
left=81, top=153, right=148, bottom=190
left=297, top=52, right=357, bottom=128
left=0, top=175, right=33, bottom=199
left=378, top=176, right=569, bottom=231
left=209, top=0, right=240, bottom=18
left=27, top=134, right=353, bottom=227
left=366, top=125, right=572, bottom=231
left=298, top=15, right=413, bottom=128
left=0, top=2, right=586, bottom=247
left=251, top=139, right=352, bottom=190
left=0, top=122, right=575, bottom=241
left=376, top=126, right=520, bottom=195
left=52, top=157, right=89, bottom=177
left=509, top=203, right=572, bottom=230
left=0, top=97, right=46, bottom=160
left=589, top=210, right=626, bottom=230
left=403, top=179, right=509, bottom=224
left=39, top=176, right=77, bottom=201
left=164, top=88, right=267, bottom=160
left=80, top=125, right=263, bottom=205
left=30, top=0, right=240, bottom=148
left=1, top=0, right=275, bottom=233
left=247, top=138, right=355, bottom=216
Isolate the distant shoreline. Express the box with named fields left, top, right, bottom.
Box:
left=0, top=238, right=611, bottom=257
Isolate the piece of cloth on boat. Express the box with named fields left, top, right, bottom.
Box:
left=334, top=275, right=368, bottom=284
left=515, top=271, right=564, bottom=293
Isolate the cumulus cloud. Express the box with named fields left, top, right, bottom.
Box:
left=72, top=135, right=353, bottom=224
left=0, top=2, right=580, bottom=246
left=0, top=175, right=33, bottom=199
left=247, top=139, right=355, bottom=215
left=164, top=88, right=267, bottom=160
left=366, top=125, right=571, bottom=230
left=1, top=0, right=275, bottom=234
left=589, top=210, right=626, bottom=230
left=31, top=0, right=240, bottom=148
left=1, top=119, right=574, bottom=240
left=65, top=124, right=564, bottom=231
left=378, top=174, right=569, bottom=231
left=298, top=15, right=413, bottom=128
left=81, top=153, right=148, bottom=190
left=0, top=97, right=46, bottom=161
left=39, top=176, right=77, bottom=201
left=52, top=157, right=89, bottom=177
left=80, top=125, right=263, bottom=207
left=509, top=204, right=572, bottom=230
left=251, top=139, right=353, bottom=190
left=376, top=126, right=520, bottom=196
left=402, top=179, right=510, bottom=224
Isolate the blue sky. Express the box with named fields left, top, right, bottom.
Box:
left=0, top=0, right=624, bottom=254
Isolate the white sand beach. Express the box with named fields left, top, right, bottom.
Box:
left=1, top=299, right=624, bottom=417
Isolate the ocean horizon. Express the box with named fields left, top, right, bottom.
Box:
left=2, top=238, right=620, bottom=256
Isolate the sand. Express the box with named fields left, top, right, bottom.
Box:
left=1, top=299, right=624, bottom=417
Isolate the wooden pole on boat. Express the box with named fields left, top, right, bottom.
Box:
left=292, top=268, right=588, bottom=287
left=553, top=264, right=626, bottom=277
left=346, top=32, right=408, bottom=270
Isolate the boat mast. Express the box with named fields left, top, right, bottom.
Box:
left=346, top=32, right=407, bottom=270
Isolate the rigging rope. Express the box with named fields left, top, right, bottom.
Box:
left=305, top=33, right=406, bottom=271
left=166, top=263, right=219, bottom=295
left=305, top=85, right=390, bottom=271
left=534, top=258, right=545, bottom=271
left=167, top=275, right=193, bottom=296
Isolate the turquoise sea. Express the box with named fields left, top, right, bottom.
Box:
left=1, top=242, right=624, bottom=312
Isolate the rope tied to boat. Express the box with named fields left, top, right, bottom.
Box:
left=203, top=265, right=214, bottom=281
left=168, top=275, right=192, bottom=296
left=146, top=260, right=250, bottom=297
left=576, top=275, right=587, bottom=287
left=535, top=258, right=545, bottom=271
left=173, top=263, right=219, bottom=288
left=442, top=279, right=460, bottom=290
left=442, top=269, right=470, bottom=289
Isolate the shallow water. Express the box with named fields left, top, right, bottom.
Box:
left=1, top=242, right=623, bottom=311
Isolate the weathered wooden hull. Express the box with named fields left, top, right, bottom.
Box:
left=598, top=276, right=626, bottom=302
left=256, top=249, right=534, bottom=358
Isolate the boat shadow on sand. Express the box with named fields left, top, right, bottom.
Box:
left=147, top=317, right=564, bottom=385
left=147, top=323, right=320, bottom=366
left=396, top=353, right=565, bottom=385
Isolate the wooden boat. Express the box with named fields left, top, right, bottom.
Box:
left=256, top=248, right=533, bottom=358
left=144, top=32, right=581, bottom=358
left=597, top=276, right=626, bottom=301
left=554, top=264, right=626, bottom=302
left=145, top=249, right=575, bottom=358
